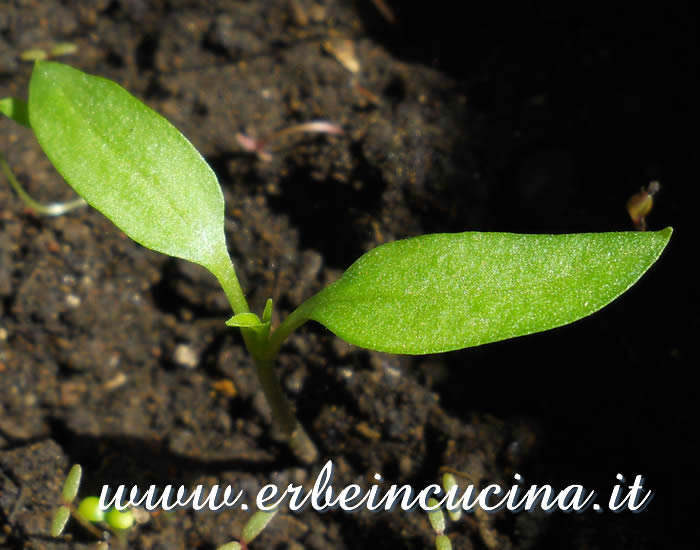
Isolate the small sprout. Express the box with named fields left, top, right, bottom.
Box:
left=427, top=497, right=452, bottom=550
left=0, top=152, right=87, bottom=215
left=19, top=42, right=77, bottom=62
left=435, top=534, right=453, bottom=550
left=236, top=120, right=343, bottom=162
left=427, top=498, right=445, bottom=535
left=49, top=463, right=135, bottom=544
left=262, top=298, right=273, bottom=324
left=215, top=507, right=278, bottom=550
left=442, top=473, right=461, bottom=522
left=105, top=507, right=135, bottom=530
left=78, top=496, right=105, bottom=523
left=51, top=506, right=71, bottom=537
left=20, top=48, right=48, bottom=62
left=50, top=42, right=78, bottom=57
left=242, top=508, right=279, bottom=544
left=627, top=180, right=661, bottom=231
left=62, top=464, right=82, bottom=502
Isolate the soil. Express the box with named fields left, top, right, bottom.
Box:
left=0, top=2, right=696, bottom=549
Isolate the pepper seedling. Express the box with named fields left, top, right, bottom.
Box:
left=1, top=62, right=672, bottom=462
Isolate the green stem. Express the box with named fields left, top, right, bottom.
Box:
left=248, top=347, right=318, bottom=463
left=265, top=300, right=315, bottom=358
left=212, top=255, right=250, bottom=316
left=252, top=357, right=298, bottom=436
left=212, top=256, right=317, bottom=463
left=1, top=152, right=86, bottom=215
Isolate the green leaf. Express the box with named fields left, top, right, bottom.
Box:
left=427, top=498, right=445, bottom=534
left=442, top=473, right=461, bottom=522
left=62, top=464, right=82, bottom=502
left=262, top=298, right=273, bottom=324
left=27, top=61, right=229, bottom=273
left=51, top=506, right=71, bottom=537
left=242, top=508, right=278, bottom=544
left=226, top=312, right=266, bottom=328
left=0, top=97, right=31, bottom=127
left=435, top=534, right=453, bottom=550
left=20, top=48, right=48, bottom=61
left=50, top=42, right=78, bottom=57
left=297, top=229, right=672, bottom=354
left=78, top=496, right=105, bottom=522
left=216, top=543, right=242, bottom=550
left=105, top=507, right=134, bottom=530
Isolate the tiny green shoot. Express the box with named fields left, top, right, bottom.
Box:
left=62, top=464, right=82, bottom=501
left=50, top=506, right=71, bottom=538
left=427, top=497, right=452, bottom=550
left=1, top=61, right=672, bottom=463
left=1, top=97, right=86, bottom=215
left=51, top=464, right=267, bottom=549
left=0, top=152, right=86, bottom=215
left=442, top=473, right=461, bottom=522
left=78, top=496, right=106, bottom=523
left=20, top=41, right=78, bottom=62
left=51, top=464, right=81, bottom=538
left=241, top=507, right=279, bottom=544
left=427, top=497, right=446, bottom=533
left=215, top=507, right=279, bottom=550
left=51, top=463, right=134, bottom=545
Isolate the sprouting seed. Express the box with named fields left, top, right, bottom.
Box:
left=627, top=180, right=660, bottom=231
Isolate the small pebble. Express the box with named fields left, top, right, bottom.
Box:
left=65, top=293, right=81, bottom=308
left=173, top=343, right=199, bottom=368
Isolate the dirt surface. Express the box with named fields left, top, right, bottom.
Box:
left=0, top=2, right=696, bottom=549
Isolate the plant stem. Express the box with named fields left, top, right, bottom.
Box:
left=266, top=305, right=311, bottom=359
left=64, top=501, right=122, bottom=546
left=1, top=152, right=86, bottom=215
left=252, top=358, right=297, bottom=434
left=266, top=290, right=326, bottom=359
left=212, top=255, right=250, bottom=316
left=213, top=256, right=318, bottom=463
left=247, top=350, right=317, bottom=464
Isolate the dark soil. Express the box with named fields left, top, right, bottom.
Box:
left=1, top=2, right=695, bottom=549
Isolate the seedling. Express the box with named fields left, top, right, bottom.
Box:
left=51, top=464, right=135, bottom=547
left=50, top=464, right=275, bottom=549
left=427, top=496, right=452, bottom=550
left=216, top=508, right=279, bottom=550
left=627, top=180, right=661, bottom=231
left=1, top=62, right=672, bottom=463
left=20, top=42, right=78, bottom=62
